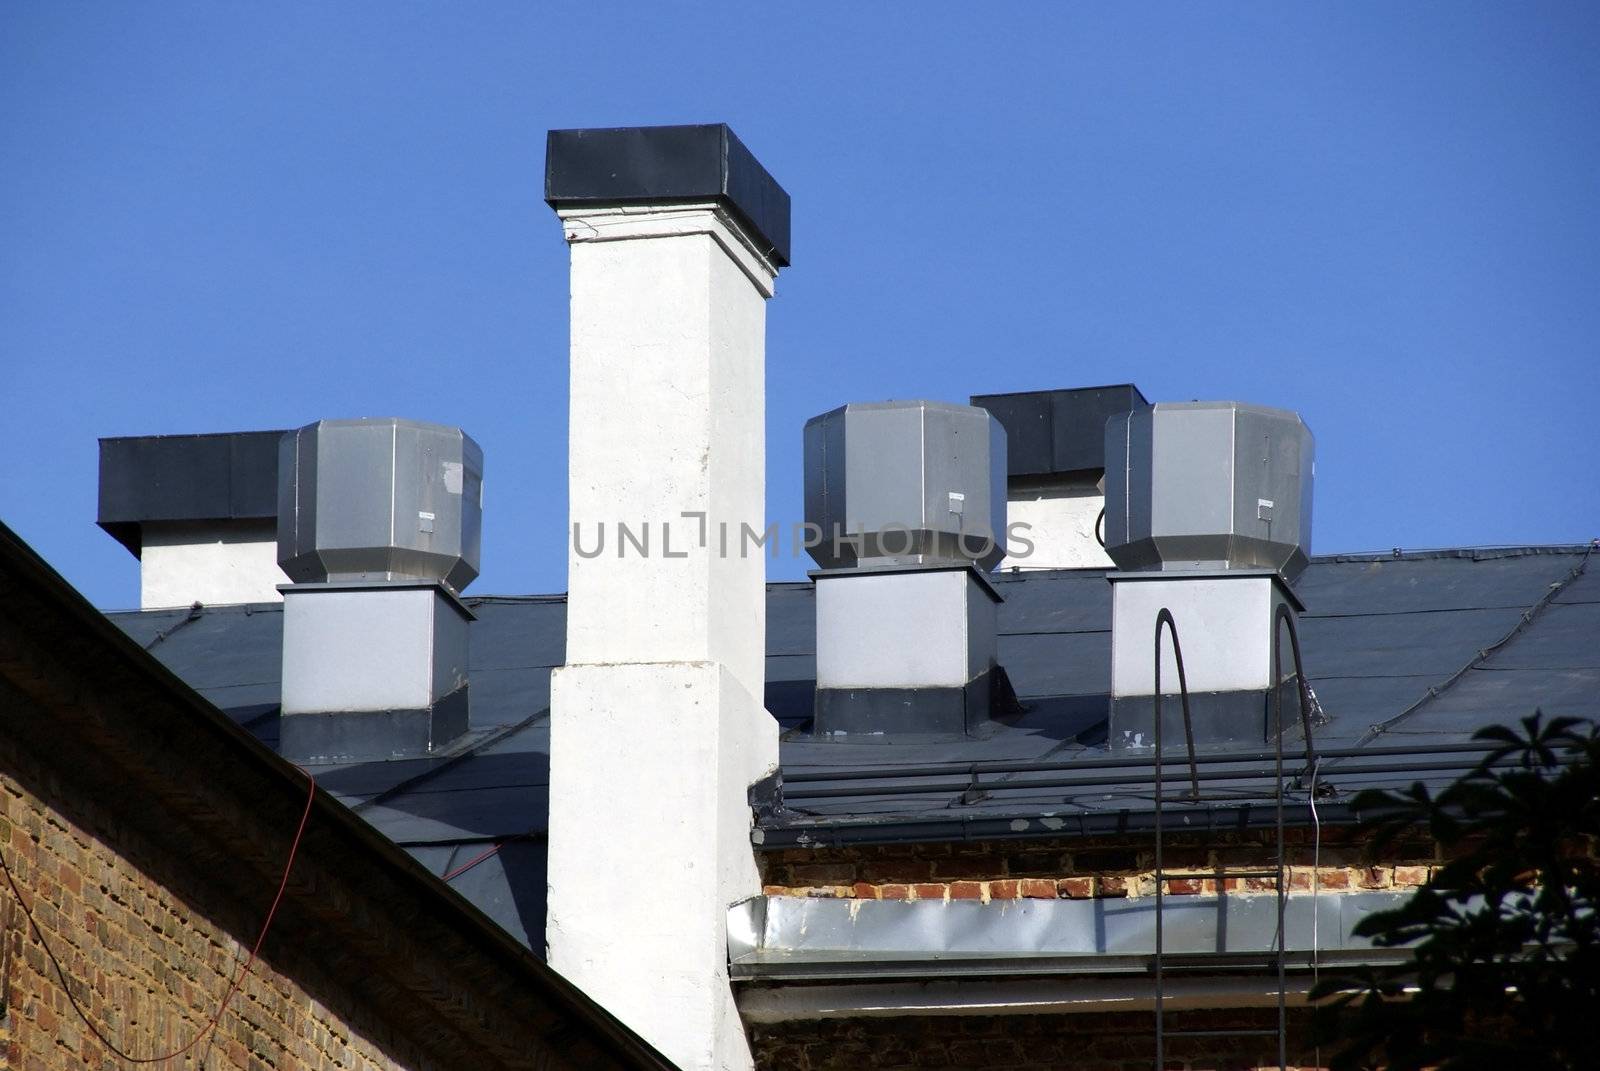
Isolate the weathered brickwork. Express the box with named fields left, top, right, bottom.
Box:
left=0, top=538, right=672, bottom=1071
left=752, top=1008, right=1325, bottom=1071
left=0, top=735, right=441, bottom=1071
left=760, top=828, right=1442, bottom=902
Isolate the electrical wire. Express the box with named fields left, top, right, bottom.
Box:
left=143, top=602, right=204, bottom=651
left=442, top=841, right=506, bottom=882
left=0, top=769, right=316, bottom=1066
left=440, top=829, right=542, bottom=883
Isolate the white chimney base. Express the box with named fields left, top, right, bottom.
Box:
left=548, top=662, right=775, bottom=1071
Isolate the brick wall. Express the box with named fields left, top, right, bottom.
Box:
left=0, top=729, right=442, bottom=1071
left=760, top=827, right=1441, bottom=902
left=752, top=1008, right=1326, bottom=1071
left=0, top=532, right=670, bottom=1071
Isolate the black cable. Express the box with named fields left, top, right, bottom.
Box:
left=780, top=739, right=1519, bottom=785
left=143, top=601, right=203, bottom=651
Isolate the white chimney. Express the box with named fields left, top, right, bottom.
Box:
left=970, top=385, right=1149, bottom=571
left=543, top=125, right=788, bottom=1071
left=97, top=431, right=288, bottom=608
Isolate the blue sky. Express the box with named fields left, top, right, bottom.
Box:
left=3, top=3, right=1596, bottom=609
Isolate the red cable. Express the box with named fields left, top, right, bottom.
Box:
left=0, top=769, right=316, bottom=1066
left=441, top=840, right=505, bottom=882
left=440, top=826, right=544, bottom=883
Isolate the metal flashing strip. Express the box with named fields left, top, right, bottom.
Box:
left=808, top=561, right=1004, bottom=603
left=1106, top=567, right=1306, bottom=613
left=728, top=891, right=1409, bottom=982
left=276, top=578, right=478, bottom=620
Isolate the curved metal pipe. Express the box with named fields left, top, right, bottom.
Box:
left=1272, top=603, right=1318, bottom=787
left=1153, top=606, right=1201, bottom=1071
left=1153, top=608, right=1201, bottom=802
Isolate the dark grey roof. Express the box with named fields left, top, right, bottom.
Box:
left=108, top=544, right=1600, bottom=952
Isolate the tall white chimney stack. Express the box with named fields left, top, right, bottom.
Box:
left=543, top=125, right=788, bottom=1071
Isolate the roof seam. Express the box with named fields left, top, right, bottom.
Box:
left=351, top=708, right=550, bottom=814
left=1331, top=541, right=1595, bottom=761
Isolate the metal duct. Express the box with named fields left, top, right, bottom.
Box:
left=276, top=417, right=482, bottom=764
left=804, top=400, right=1011, bottom=738
left=1102, top=402, right=1316, bottom=754
left=277, top=417, right=483, bottom=592
left=1104, top=402, right=1313, bottom=584
left=804, top=400, right=1007, bottom=572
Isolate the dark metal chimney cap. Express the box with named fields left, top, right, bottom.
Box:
left=544, top=124, right=791, bottom=267
left=97, top=430, right=286, bottom=557
left=970, top=384, right=1149, bottom=480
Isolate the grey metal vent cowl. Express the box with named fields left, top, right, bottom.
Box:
left=803, top=400, right=1007, bottom=571
left=277, top=418, right=483, bottom=591
left=1103, top=401, right=1314, bottom=583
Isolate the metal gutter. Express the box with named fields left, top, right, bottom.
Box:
left=736, top=971, right=1402, bottom=1022
left=779, top=738, right=1509, bottom=785
left=728, top=891, right=1410, bottom=982
left=755, top=799, right=1368, bottom=848
left=779, top=754, right=1530, bottom=803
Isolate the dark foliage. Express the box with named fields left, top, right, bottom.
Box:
left=1311, top=714, right=1599, bottom=1070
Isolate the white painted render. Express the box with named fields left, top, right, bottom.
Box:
left=548, top=663, right=776, bottom=1071
left=559, top=203, right=774, bottom=700
left=547, top=203, right=781, bottom=1070
left=138, top=520, right=284, bottom=608
left=1000, top=479, right=1112, bottom=570
left=1110, top=574, right=1296, bottom=697
left=814, top=569, right=997, bottom=689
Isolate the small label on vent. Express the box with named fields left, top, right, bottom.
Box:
left=1257, top=498, right=1274, bottom=521
left=419, top=510, right=436, bottom=533
left=948, top=492, right=965, bottom=515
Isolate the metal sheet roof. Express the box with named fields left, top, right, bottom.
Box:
left=107, top=544, right=1600, bottom=954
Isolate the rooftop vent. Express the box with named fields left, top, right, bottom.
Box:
left=804, top=400, right=1012, bottom=738
left=804, top=400, right=1006, bottom=571
left=276, top=418, right=482, bottom=764
left=1102, top=401, right=1315, bottom=753
left=277, top=417, right=482, bottom=590
left=1103, top=401, right=1313, bottom=583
